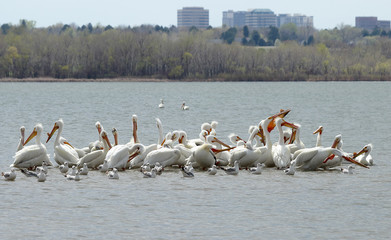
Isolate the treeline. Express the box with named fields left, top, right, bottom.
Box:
left=1, top=20, right=391, bottom=81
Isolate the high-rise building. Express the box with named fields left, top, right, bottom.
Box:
left=245, top=9, right=277, bottom=29
left=223, top=10, right=247, bottom=28
left=278, top=14, right=313, bottom=28
left=356, top=16, right=390, bottom=31
left=177, top=7, right=209, bottom=29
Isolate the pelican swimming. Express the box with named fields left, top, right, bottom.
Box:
left=77, top=130, right=111, bottom=169
left=353, top=144, right=373, bottom=166
left=46, top=119, right=79, bottom=166
left=2, top=169, right=16, bottom=181
left=11, top=123, right=51, bottom=169
left=16, top=126, right=25, bottom=152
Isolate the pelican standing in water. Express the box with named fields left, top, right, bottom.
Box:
left=46, top=119, right=79, bottom=166
left=272, top=117, right=298, bottom=169
left=11, top=123, right=51, bottom=169
left=159, top=99, right=165, bottom=108
left=181, top=101, right=189, bottom=110
left=16, top=126, right=26, bottom=152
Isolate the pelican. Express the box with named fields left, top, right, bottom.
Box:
left=77, top=130, right=111, bottom=169
left=105, top=144, right=131, bottom=171
left=292, top=140, right=369, bottom=171
left=272, top=117, right=298, bottom=169
left=284, top=160, right=296, bottom=175
left=210, top=121, right=218, bottom=136
left=229, top=128, right=264, bottom=168
left=112, top=128, right=119, bottom=146
left=46, top=119, right=79, bottom=166
left=313, top=126, right=323, bottom=147
left=11, top=123, right=51, bottom=169
left=221, top=161, right=239, bottom=175
left=228, top=133, right=245, bottom=147
left=108, top=168, right=119, bottom=179
left=2, top=169, right=16, bottom=181
left=253, top=118, right=274, bottom=167
left=128, top=144, right=157, bottom=169
left=249, top=163, right=263, bottom=175
left=206, top=135, right=232, bottom=166
left=207, top=165, right=217, bottom=175
left=37, top=168, right=46, bottom=182
left=186, top=143, right=222, bottom=170
left=129, top=114, right=139, bottom=144
left=181, top=166, right=194, bottom=177
left=143, top=168, right=157, bottom=178
left=342, top=165, right=354, bottom=174
left=178, top=130, right=202, bottom=149
left=286, top=124, right=305, bottom=154
left=143, top=147, right=181, bottom=168
left=79, top=163, right=89, bottom=175
left=159, top=99, right=165, bottom=108
left=181, top=101, right=189, bottom=110
left=353, top=144, right=373, bottom=166
left=59, top=162, right=69, bottom=173
left=16, top=126, right=25, bottom=152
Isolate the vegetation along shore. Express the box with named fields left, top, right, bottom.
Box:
left=1, top=20, right=391, bottom=81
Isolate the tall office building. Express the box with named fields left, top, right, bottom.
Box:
left=278, top=14, right=313, bottom=28
left=223, top=10, right=247, bottom=27
left=356, top=17, right=390, bottom=31
left=177, top=7, right=209, bottom=29
left=245, top=9, right=277, bottom=29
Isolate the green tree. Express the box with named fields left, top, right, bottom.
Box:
left=243, top=25, right=249, bottom=38
left=279, top=23, right=298, bottom=41
left=1, top=24, right=11, bottom=34
left=251, top=30, right=261, bottom=45
left=268, top=26, right=280, bottom=45
left=220, top=27, right=237, bottom=44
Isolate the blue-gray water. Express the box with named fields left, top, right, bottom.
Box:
left=0, top=82, right=390, bottom=239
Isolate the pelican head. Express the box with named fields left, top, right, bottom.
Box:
left=24, top=123, right=43, bottom=145
left=46, top=119, right=64, bottom=143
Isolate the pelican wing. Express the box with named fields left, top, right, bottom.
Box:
left=294, top=148, right=319, bottom=166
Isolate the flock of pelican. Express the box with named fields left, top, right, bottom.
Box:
left=1, top=109, right=373, bottom=182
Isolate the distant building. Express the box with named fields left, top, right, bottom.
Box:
left=177, top=7, right=209, bottom=29
left=356, top=16, right=390, bottom=31
left=246, top=9, right=277, bottom=29
left=222, top=10, right=247, bottom=28
left=278, top=14, right=313, bottom=28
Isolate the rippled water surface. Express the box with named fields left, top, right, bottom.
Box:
left=0, top=81, right=390, bottom=239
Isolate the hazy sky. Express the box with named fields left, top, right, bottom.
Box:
left=1, top=0, right=390, bottom=29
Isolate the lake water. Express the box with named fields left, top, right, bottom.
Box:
left=0, top=81, right=390, bottom=239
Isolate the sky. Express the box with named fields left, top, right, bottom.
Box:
left=1, top=0, right=390, bottom=29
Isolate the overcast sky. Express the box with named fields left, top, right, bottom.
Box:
left=1, top=0, right=390, bottom=29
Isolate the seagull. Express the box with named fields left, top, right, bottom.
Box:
left=143, top=168, right=157, bottom=178
left=249, top=163, right=263, bottom=175
left=37, top=168, right=46, bottom=182
left=140, top=163, right=151, bottom=173
left=36, top=161, right=48, bottom=174
left=207, top=165, right=217, bottom=175
left=108, top=168, right=119, bottom=179
left=153, top=162, right=163, bottom=175
left=284, top=161, right=296, bottom=175
left=342, top=165, right=354, bottom=174
left=65, top=170, right=81, bottom=181
left=2, top=169, right=16, bottom=181
left=21, top=168, right=39, bottom=177
left=98, top=160, right=109, bottom=172
left=79, top=163, right=89, bottom=175
left=59, top=162, right=69, bottom=174
left=221, top=161, right=239, bottom=175
left=181, top=166, right=194, bottom=177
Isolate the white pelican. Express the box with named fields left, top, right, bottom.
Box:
left=129, top=114, right=139, bottom=144
left=59, top=162, right=69, bottom=173
left=79, top=163, right=89, bottom=175
left=159, top=99, right=165, bottom=108
left=249, top=163, right=263, bottom=174
left=342, top=165, right=354, bottom=174
left=253, top=118, right=274, bottom=167
left=143, top=168, right=157, bottom=178
left=286, top=124, right=305, bottom=154
left=292, top=143, right=369, bottom=171
left=186, top=143, right=223, bottom=170
left=11, top=123, right=51, bottom=169
left=143, top=147, right=181, bottom=168
left=77, top=130, right=111, bottom=169
left=37, top=168, right=46, bottom=182
left=156, top=118, right=164, bottom=146
left=98, top=160, right=109, bottom=172
left=112, top=128, right=119, bottom=146
left=2, top=169, right=16, bottom=181
left=181, top=166, right=194, bottom=177
left=284, top=160, right=296, bottom=175
left=181, top=101, right=189, bottom=110
left=353, top=144, right=373, bottom=166
left=46, top=119, right=79, bottom=166
left=108, top=168, right=119, bottom=179
left=105, top=144, right=131, bottom=170
left=229, top=128, right=264, bottom=168
left=207, top=165, right=217, bottom=175
left=228, top=133, right=245, bottom=147
left=127, top=144, right=157, bottom=169
left=206, top=135, right=232, bottom=166
left=272, top=117, right=298, bottom=169
left=178, top=130, right=201, bottom=149
left=313, top=126, right=323, bottom=147
left=221, top=161, right=239, bottom=175
left=16, top=126, right=25, bottom=152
